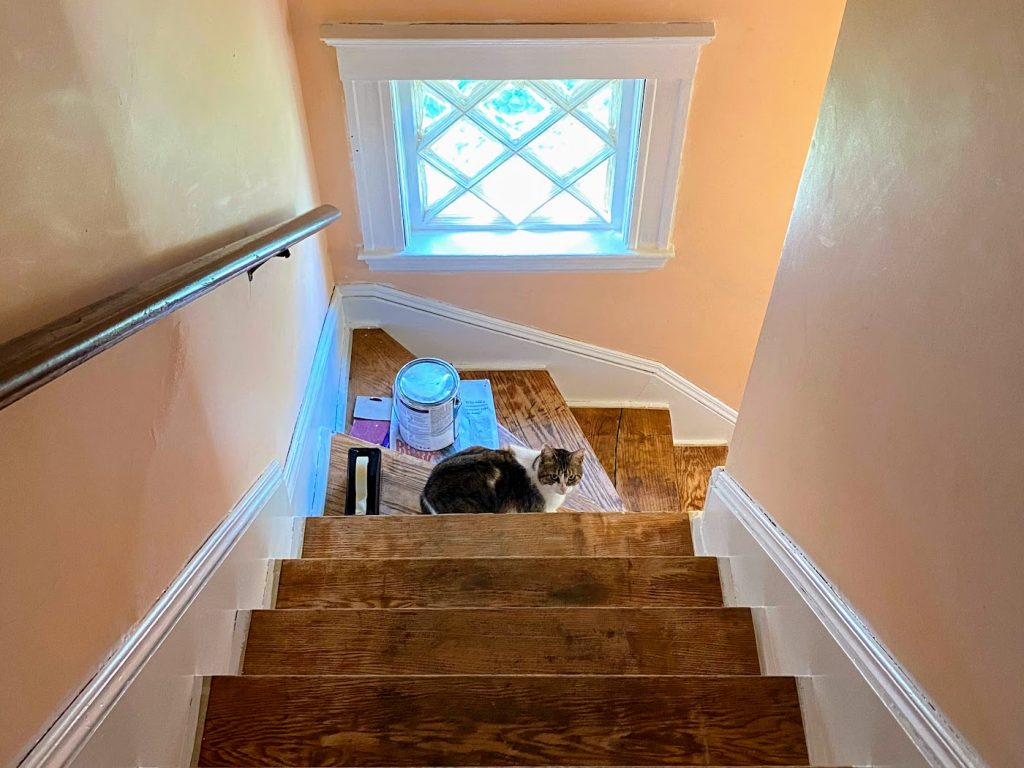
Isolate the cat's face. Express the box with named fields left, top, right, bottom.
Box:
left=537, top=447, right=585, bottom=495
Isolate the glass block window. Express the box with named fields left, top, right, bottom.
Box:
left=393, top=79, right=644, bottom=237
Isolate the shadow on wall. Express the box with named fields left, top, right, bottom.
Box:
left=0, top=0, right=319, bottom=342
left=0, top=0, right=330, bottom=764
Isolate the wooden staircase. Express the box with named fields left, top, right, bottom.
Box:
left=192, top=328, right=829, bottom=768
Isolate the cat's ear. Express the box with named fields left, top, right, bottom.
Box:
left=540, top=446, right=556, bottom=461
left=569, top=449, right=585, bottom=469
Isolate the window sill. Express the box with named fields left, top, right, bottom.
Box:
left=359, top=249, right=673, bottom=273
left=359, top=230, right=673, bottom=273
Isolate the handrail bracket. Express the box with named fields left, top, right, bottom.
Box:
left=247, top=248, right=291, bottom=282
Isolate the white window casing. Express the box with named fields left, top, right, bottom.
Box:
left=322, top=22, right=715, bottom=273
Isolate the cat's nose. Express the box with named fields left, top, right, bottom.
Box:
left=559, top=482, right=567, bottom=493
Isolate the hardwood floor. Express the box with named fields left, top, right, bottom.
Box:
left=675, top=444, right=730, bottom=512
left=572, top=406, right=730, bottom=513
left=459, top=370, right=624, bottom=511
left=616, top=408, right=681, bottom=511
left=344, top=328, right=413, bottom=430
left=343, top=331, right=623, bottom=511
left=323, top=434, right=431, bottom=516
left=569, top=406, right=620, bottom=479
left=572, top=407, right=681, bottom=511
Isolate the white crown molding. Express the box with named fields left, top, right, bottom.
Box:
left=707, top=468, right=988, bottom=768
left=338, top=282, right=736, bottom=442
left=18, top=463, right=282, bottom=768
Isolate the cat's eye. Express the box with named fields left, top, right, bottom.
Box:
left=568, top=475, right=580, bottom=484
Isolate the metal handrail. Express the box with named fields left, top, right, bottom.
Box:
left=0, top=204, right=341, bottom=411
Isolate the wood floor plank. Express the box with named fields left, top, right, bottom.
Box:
left=616, top=409, right=681, bottom=512
left=570, top=407, right=620, bottom=480
left=461, top=370, right=624, bottom=512
left=198, top=675, right=809, bottom=767
left=303, top=511, right=694, bottom=558
left=323, top=434, right=431, bottom=516
left=276, top=556, right=723, bottom=609
left=675, top=444, right=729, bottom=512
left=345, top=328, right=414, bottom=430
left=242, top=607, right=759, bottom=676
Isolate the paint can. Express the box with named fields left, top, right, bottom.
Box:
left=393, top=358, right=461, bottom=451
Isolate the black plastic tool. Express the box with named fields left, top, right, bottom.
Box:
left=344, top=446, right=382, bottom=515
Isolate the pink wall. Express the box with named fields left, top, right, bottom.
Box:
left=0, top=1, right=331, bottom=763
left=727, top=0, right=1024, bottom=764
left=286, top=0, right=847, bottom=408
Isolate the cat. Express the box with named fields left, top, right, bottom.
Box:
left=420, top=444, right=585, bottom=515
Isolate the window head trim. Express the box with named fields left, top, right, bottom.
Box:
left=322, top=22, right=714, bottom=272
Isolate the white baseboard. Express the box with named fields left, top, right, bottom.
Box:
left=21, top=295, right=345, bottom=767
left=696, top=469, right=987, bottom=768
left=284, top=287, right=345, bottom=518
left=338, top=282, right=736, bottom=443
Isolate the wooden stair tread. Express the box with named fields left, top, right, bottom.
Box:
left=241, top=607, right=759, bottom=676
left=569, top=407, right=620, bottom=480
left=573, top=408, right=681, bottom=512
left=197, top=675, right=809, bottom=767
left=616, top=409, right=681, bottom=512
left=303, top=511, right=694, bottom=558
left=324, top=434, right=432, bottom=516
left=344, top=331, right=621, bottom=513
left=460, top=370, right=624, bottom=512
left=276, top=556, right=722, bottom=609
left=345, top=328, right=415, bottom=431
left=675, top=444, right=729, bottom=512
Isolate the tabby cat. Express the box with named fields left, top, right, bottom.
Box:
left=420, top=445, right=585, bottom=514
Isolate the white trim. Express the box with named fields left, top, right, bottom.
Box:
left=344, top=80, right=405, bottom=254
left=323, top=22, right=712, bottom=266
left=629, top=78, right=692, bottom=250
left=19, top=464, right=283, bottom=768
left=19, top=294, right=345, bottom=766
left=359, top=250, right=672, bottom=273
left=335, top=293, right=353, bottom=433
left=321, top=22, right=714, bottom=80
left=338, top=283, right=735, bottom=442
left=703, top=468, right=988, bottom=768
left=283, top=288, right=344, bottom=517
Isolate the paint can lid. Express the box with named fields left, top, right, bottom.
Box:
left=395, top=358, right=460, bottom=407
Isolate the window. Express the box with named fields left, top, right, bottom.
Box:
left=394, top=79, right=643, bottom=247
left=322, top=23, right=714, bottom=271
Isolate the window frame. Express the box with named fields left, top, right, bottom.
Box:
left=322, top=22, right=715, bottom=273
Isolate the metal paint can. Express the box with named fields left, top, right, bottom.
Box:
left=393, top=358, right=461, bottom=451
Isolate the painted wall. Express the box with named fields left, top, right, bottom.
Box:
left=0, top=1, right=331, bottom=763
left=285, top=0, right=847, bottom=408
left=727, top=0, right=1024, bottom=764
